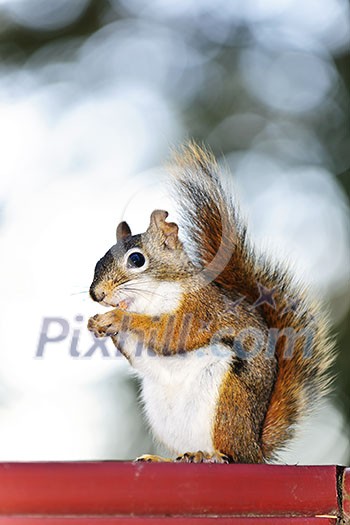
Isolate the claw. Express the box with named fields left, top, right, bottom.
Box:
left=135, top=454, right=173, bottom=463
left=175, top=451, right=233, bottom=464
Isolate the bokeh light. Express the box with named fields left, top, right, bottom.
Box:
left=0, top=0, right=349, bottom=464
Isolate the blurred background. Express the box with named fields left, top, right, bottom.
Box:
left=0, top=0, right=349, bottom=463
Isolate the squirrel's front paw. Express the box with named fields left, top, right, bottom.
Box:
left=87, top=310, right=123, bottom=338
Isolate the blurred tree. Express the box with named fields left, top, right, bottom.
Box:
left=0, top=0, right=349, bottom=461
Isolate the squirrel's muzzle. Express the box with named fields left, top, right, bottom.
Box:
left=89, top=285, right=106, bottom=303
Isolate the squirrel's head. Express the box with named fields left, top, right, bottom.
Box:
left=89, top=210, right=194, bottom=314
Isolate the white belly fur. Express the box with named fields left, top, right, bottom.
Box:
left=121, top=335, right=233, bottom=455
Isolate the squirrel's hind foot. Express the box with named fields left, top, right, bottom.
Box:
left=134, top=451, right=233, bottom=463
left=135, top=454, right=173, bottom=463
left=175, top=451, right=233, bottom=464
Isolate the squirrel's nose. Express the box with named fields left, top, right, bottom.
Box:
left=90, top=287, right=106, bottom=303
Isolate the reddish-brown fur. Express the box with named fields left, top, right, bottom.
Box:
left=88, top=143, right=334, bottom=463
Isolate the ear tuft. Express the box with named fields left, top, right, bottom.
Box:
left=116, top=221, right=132, bottom=241
left=148, top=209, right=180, bottom=250
left=150, top=210, right=169, bottom=228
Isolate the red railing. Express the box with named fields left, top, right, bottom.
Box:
left=0, top=462, right=348, bottom=523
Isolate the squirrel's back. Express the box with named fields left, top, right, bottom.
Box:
left=171, top=143, right=334, bottom=459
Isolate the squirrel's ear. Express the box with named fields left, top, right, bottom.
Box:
left=148, top=210, right=179, bottom=250
left=116, top=221, right=132, bottom=241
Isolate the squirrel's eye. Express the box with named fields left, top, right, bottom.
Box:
left=127, top=251, right=146, bottom=269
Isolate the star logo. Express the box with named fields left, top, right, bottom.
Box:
left=250, top=283, right=277, bottom=310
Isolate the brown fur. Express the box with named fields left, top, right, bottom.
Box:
left=88, top=285, right=261, bottom=354
left=170, top=143, right=334, bottom=460
left=88, top=142, right=334, bottom=462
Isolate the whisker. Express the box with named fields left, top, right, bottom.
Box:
left=121, top=278, right=166, bottom=287
left=120, top=286, right=166, bottom=299
left=123, top=288, right=160, bottom=301
left=117, top=289, right=151, bottom=302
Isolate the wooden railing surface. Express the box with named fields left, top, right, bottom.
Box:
left=0, top=462, right=348, bottom=524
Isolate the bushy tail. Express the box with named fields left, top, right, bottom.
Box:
left=171, top=142, right=334, bottom=458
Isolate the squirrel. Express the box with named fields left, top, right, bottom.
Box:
left=88, top=142, right=334, bottom=464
